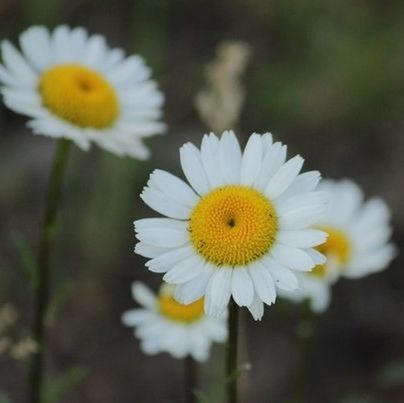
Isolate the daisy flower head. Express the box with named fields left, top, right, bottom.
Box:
left=134, top=131, right=328, bottom=320
left=279, top=178, right=396, bottom=312
left=0, top=25, right=165, bottom=158
left=122, top=282, right=227, bottom=362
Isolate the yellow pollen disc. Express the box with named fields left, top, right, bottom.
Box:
left=311, top=226, right=351, bottom=277
left=39, top=64, right=119, bottom=128
left=158, top=295, right=204, bottom=323
left=189, top=185, right=278, bottom=267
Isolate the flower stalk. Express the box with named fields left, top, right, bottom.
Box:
left=30, top=138, right=71, bottom=403
left=185, top=356, right=197, bottom=403
left=226, top=299, right=239, bottom=403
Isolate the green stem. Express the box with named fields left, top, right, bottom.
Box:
left=30, top=139, right=71, bottom=403
left=226, top=300, right=239, bottom=403
left=185, top=356, right=197, bottom=403
left=292, top=301, right=315, bottom=403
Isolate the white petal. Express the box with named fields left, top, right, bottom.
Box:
left=275, top=171, right=321, bottom=203
left=163, top=255, right=204, bottom=284
left=277, top=229, right=328, bottom=248
left=204, top=268, right=233, bottom=317
left=231, top=268, right=254, bottom=307
left=121, top=309, right=150, bottom=326
left=263, top=257, right=298, bottom=291
left=146, top=244, right=194, bottom=273
left=200, top=133, right=224, bottom=187
left=265, top=155, right=304, bottom=199
left=180, top=143, right=210, bottom=195
left=135, top=217, right=187, bottom=231
left=305, top=248, right=327, bottom=265
left=279, top=204, right=326, bottom=230
left=255, top=142, right=287, bottom=189
left=271, top=244, right=315, bottom=271
left=131, top=282, right=156, bottom=309
left=134, top=242, right=171, bottom=258
left=135, top=227, right=188, bottom=248
left=19, top=26, right=52, bottom=71
left=261, top=132, right=273, bottom=152
left=1, top=40, right=37, bottom=85
left=249, top=261, right=276, bottom=305
left=240, top=133, right=263, bottom=186
left=140, top=187, right=191, bottom=219
left=219, top=130, right=242, bottom=184
left=247, top=294, right=264, bottom=321
left=148, top=169, right=199, bottom=207
left=276, top=191, right=328, bottom=216
left=175, top=263, right=214, bottom=303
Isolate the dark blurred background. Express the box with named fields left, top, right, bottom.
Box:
left=0, top=0, right=404, bottom=402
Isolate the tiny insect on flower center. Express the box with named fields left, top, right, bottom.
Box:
left=39, top=64, right=119, bottom=129
left=158, top=295, right=204, bottom=323
left=189, top=185, right=278, bottom=267
left=310, top=226, right=351, bottom=277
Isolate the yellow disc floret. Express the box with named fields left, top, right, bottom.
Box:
left=311, top=226, right=351, bottom=277
left=189, top=185, right=278, bottom=267
left=159, top=295, right=204, bottom=323
left=39, top=64, right=119, bottom=128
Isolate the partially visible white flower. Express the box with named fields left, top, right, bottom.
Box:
left=280, top=179, right=396, bottom=312
left=134, top=131, right=328, bottom=320
left=0, top=25, right=165, bottom=159
left=122, top=282, right=227, bottom=362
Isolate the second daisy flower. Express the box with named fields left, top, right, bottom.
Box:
left=134, top=131, right=328, bottom=319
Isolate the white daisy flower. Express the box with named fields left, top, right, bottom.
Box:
left=122, top=282, right=227, bottom=362
left=0, top=25, right=165, bottom=159
left=134, top=131, right=328, bottom=320
left=280, top=179, right=396, bottom=312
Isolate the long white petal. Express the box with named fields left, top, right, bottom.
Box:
left=146, top=244, right=194, bottom=273
left=219, top=130, right=242, bottom=184
left=247, top=294, right=264, bottom=321
left=204, top=268, right=232, bottom=317
left=262, top=257, right=298, bottom=291
left=265, top=155, right=304, bottom=199
left=200, top=133, right=224, bottom=187
left=163, top=255, right=205, bottom=284
left=240, top=133, right=263, bottom=186
left=131, top=282, right=156, bottom=309
left=271, top=244, right=314, bottom=271
left=174, top=264, right=214, bottom=303
left=140, top=187, right=191, bottom=219
left=277, top=229, right=328, bottom=248
left=148, top=169, right=199, bottom=207
left=249, top=261, right=276, bottom=305
left=231, top=268, right=254, bottom=307
left=135, top=227, right=189, bottom=248
left=180, top=143, right=210, bottom=195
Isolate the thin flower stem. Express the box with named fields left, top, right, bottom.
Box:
left=292, top=301, right=315, bottom=403
left=185, top=356, right=197, bottom=403
left=30, top=139, right=71, bottom=403
left=226, top=299, right=239, bottom=403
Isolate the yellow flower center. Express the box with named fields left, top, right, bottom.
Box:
left=189, top=185, right=278, bottom=267
left=158, top=295, right=205, bottom=323
left=311, top=226, right=351, bottom=277
left=39, top=64, right=119, bottom=129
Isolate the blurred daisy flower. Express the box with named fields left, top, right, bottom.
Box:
left=280, top=179, right=396, bottom=312
left=0, top=25, right=165, bottom=158
left=122, top=282, right=227, bottom=361
left=134, top=131, right=328, bottom=320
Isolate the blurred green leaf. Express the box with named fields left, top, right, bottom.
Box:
left=46, top=281, right=71, bottom=326
left=376, top=361, right=404, bottom=388
left=12, top=233, right=38, bottom=290
left=42, top=366, right=87, bottom=403
left=0, top=391, right=12, bottom=403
